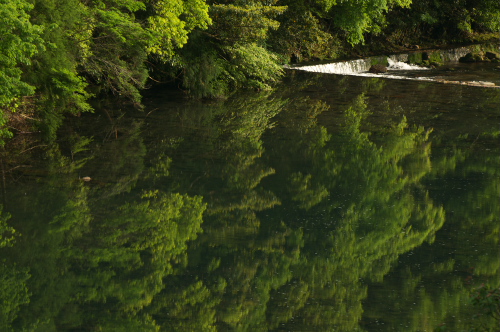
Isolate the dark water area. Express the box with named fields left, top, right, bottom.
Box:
left=1, top=64, right=499, bottom=331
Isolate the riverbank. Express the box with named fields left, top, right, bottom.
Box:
left=3, top=35, right=499, bottom=150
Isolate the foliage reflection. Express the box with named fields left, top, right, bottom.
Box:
left=0, top=81, right=498, bottom=331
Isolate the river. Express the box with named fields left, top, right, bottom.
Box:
left=1, top=47, right=499, bottom=331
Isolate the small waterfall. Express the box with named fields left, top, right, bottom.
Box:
left=388, top=53, right=408, bottom=63
left=292, top=44, right=498, bottom=75
left=293, top=56, right=429, bottom=75
left=387, top=58, right=428, bottom=70
left=292, top=58, right=372, bottom=74
left=288, top=43, right=499, bottom=88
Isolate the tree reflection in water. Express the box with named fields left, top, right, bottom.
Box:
left=0, top=78, right=498, bottom=331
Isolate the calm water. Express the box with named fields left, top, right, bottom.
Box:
left=1, top=64, right=499, bottom=331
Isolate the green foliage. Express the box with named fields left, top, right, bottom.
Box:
left=471, top=0, right=500, bottom=32
left=0, top=122, right=210, bottom=329
left=289, top=172, right=329, bottom=210
left=172, top=0, right=286, bottom=98
left=147, top=0, right=211, bottom=59
left=70, top=191, right=206, bottom=311
left=81, top=2, right=151, bottom=106
left=273, top=0, right=413, bottom=54
left=179, top=43, right=229, bottom=98
left=0, top=0, right=43, bottom=107
left=1, top=0, right=214, bottom=142
left=326, top=0, right=412, bottom=45
left=149, top=279, right=221, bottom=331
left=2, top=0, right=500, bottom=146
left=209, top=2, right=286, bottom=43
left=0, top=263, right=30, bottom=331
left=0, top=0, right=44, bottom=142
left=0, top=208, right=15, bottom=248
left=270, top=9, right=336, bottom=60
left=179, top=39, right=285, bottom=98
left=384, top=0, right=500, bottom=45
left=95, top=315, right=160, bottom=331
left=223, top=43, right=284, bottom=90
left=22, top=0, right=93, bottom=138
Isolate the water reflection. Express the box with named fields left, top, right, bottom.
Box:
left=0, top=74, right=499, bottom=331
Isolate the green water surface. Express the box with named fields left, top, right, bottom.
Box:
left=1, top=71, right=499, bottom=331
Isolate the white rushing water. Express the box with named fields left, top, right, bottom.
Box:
left=288, top=46, right=499, bottom=88
left=387, top=58, right=429, bottom=70
left=290, top=58, right=373, bottom=75
left=290, top=46, right=476, bottom=76
left=290, top=57, right=432, bottom=81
